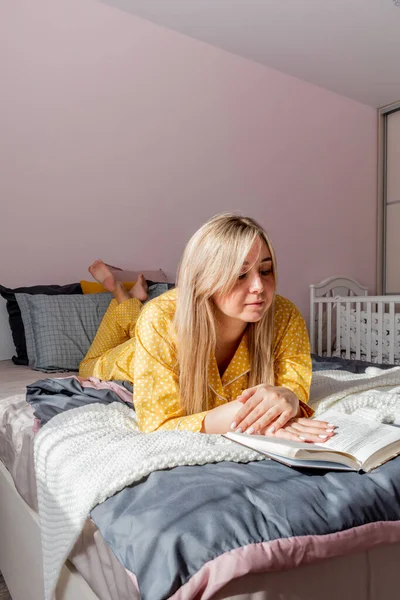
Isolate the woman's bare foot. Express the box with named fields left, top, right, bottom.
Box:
left=129, top=274, right=148, bottom=302
left=88, top=260, right=118, bottom=293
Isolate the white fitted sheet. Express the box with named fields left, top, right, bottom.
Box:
left=0, top=359, right=67, bottom=400
left=0, top=360, right=139, bottom=600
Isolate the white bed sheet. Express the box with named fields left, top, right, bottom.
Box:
left=0, top=360, right=139, bottom=600
left=0, top=360, right=66, bottom=400
left=0, top=360, right=74, bottom=507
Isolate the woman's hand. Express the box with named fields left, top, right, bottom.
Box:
left=272, top=417, right=336, bottom=443
left=231, top=385, right=299, bottom=435
left=201, top=396, right=336, bottom=442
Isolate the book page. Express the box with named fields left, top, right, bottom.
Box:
left=223, top=431, right=357, bottom=469
left=224, top=432, right=317, bottom=457
left=317, top=411, right=400, bottom=465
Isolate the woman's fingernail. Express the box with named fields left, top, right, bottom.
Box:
left=319, top=434, right=328, bottom=439
left=236, top=428, right=243, bottom=433
left=326, top=428, right=334, bottom=432
left=328, top=424, right=336, bottom=428
left=267, top=426, right=275, bottom=434
left=299, top=436, right=306, bottom=440
left=230, top=422, right=237, bottom=430
left=246, top=427, right=255, bottom=435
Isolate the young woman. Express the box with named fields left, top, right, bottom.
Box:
left=80, top=214, right=335, bottom=442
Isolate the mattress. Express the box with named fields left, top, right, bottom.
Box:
left=0, top=360, right=139, bottom=600
left=0, top=360, right=60, bottom=400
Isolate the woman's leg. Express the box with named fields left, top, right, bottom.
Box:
left=79, top=261, right=148, bottom=380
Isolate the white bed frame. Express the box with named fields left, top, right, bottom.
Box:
left=0, top=460, right=99, bottom=600
left=310, top=276, right=400, bottom=363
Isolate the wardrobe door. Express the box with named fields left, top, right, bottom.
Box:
left=386, top=204, right=400, bottom=293
left=385, top=109, right=400, bottom=293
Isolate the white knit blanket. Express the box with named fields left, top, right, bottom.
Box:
left=35, top=366, right=400, bottom=600
left=310, top=366, right=400, bottom=422
left=34, top=402, right=262, bottom=600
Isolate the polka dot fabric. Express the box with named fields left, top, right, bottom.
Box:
left=80, top=289, right=313, bottom=433
left=79, top=298, right=142, bottom=382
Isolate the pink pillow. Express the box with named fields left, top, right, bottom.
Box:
left=108, top=265, right=169, bottom=283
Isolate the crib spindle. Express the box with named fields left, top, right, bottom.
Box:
left=336, top=300, right=341, bottom=356
left=389, top=302, right=395, bottom=364
left=366, top=303, right=372, bottom=361
left=345, top=301, right=351, bottom=359
left=327, top=302, right=332, bottom=357
left=377, top=303, right=384, bottom=363
left=355, top=303, right=361, bottom=360
left=318, top=303, right=323, bottom=356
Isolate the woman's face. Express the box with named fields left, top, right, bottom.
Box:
left=213, top=238, right=275, bottom=327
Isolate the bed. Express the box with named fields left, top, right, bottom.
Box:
left=2, top=281, right=400, bottom=599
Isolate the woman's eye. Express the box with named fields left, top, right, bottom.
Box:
left=238, top=269, right=272, bottom=281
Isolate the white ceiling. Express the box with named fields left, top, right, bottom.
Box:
left=100, top=0, right=400, bottom=108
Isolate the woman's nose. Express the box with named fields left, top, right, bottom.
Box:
left=249, top=273, right=263, bottom=292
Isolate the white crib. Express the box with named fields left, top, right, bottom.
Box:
left=310, top=276, right=400, bottom=364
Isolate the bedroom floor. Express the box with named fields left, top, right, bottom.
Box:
left=0, top=573, right=11, bottom=600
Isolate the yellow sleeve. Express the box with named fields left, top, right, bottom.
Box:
left=273, top=302, right=313, bottom=418
left=134, top=302, right=207, bottom=432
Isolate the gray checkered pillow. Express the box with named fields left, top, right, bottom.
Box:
left=15, top=283, right=170, bottom=372
left=16, top=293, right=113, bottom=372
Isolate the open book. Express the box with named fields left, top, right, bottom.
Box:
left=223, top=411, right=400, bottom=472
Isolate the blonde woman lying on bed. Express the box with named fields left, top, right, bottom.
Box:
left=79, top=214, right=334, bottom=443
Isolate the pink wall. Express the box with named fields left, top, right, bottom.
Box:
left=0, top=0, right=377, bottom=321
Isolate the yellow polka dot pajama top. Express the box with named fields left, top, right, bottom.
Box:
left=79, top=288, right=313, bottom=433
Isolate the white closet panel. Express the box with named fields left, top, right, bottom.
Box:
left=386, top=203, right=400, bottom=293
left=387, top=110, right=400, bottom=204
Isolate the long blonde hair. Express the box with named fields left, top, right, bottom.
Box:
left=174, top=213, right=278, bottom=415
